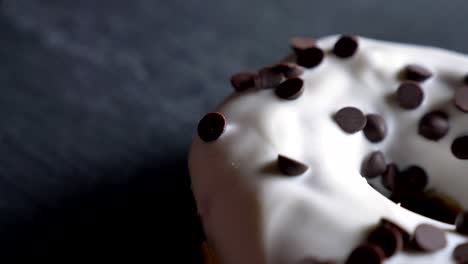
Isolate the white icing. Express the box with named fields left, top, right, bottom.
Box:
left=188, top=36, right=468, bottom=264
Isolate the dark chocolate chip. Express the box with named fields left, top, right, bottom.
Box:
left=412, top=224, right=447, bottom=252
left=296, top=47, right=325, bottom=68
left=367, top=225, right=403, bottom=258
left=418, top=111, right=449, bottom=141
left=345, top=244, right=384, bottom=264
left=396, top=81, right=424, bottom=110
left=361, top=151, right=386, bottom=179
left=382, top=163, right=399, bottom=191
left=397, top=166, right=428, bottom=192
left=363, top=114, right=387, bottom=143
left=255, top=67, right=285, bottom=89
left=289, top=36, right=324, bottom=68
left=456, top=211, right=468, bottom=235
left=380, top=218, right=411, bottom=246
left=454, top=86, right=468, bottom=113
left=277, top=154, right=309, bottom=176
left=404, top=64, right=433, bottom=82
left=297, top=257, right=337, bottom=264
left=453, top=242, right=468, bottom=264
left=271, top=63, right=304, bottom=78
left=230, top=72, right=257, bottom=92
left=289, top=36, right=316, bottom=52
left=333, top=35, right=359, bottom=58
left=275, top=77, right=304, bottom=100
left=197, top=112, right=226, bottom=142
left=452, top=136, right=468, bottom=160
left=334, top=107, right=367, bottom=134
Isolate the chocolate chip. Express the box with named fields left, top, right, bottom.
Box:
left=397, top=166, right=428, bottom=192
left=271, top=63, right=304, bottom=78
left=287, top=37, right=325, bottom=68
left=289, top=36, right=316, bottom=52
left=418, top=111, right=449, bottom=141
left=363, top=114, right=387, bottom=143
left=296, top=47, right=325, bottom=68
left=277, top=154, right=309, bottom=176
left=396, top=81, right=424, bottom=110
left=289, top=36, right=324, bottom=68
left=380, top=218, right=411, bottom=246
left=382, top=164, right=399, bottom=191
left=334, top=107, right=367, bottom=134
left=197, top=112, right=226, bottom=142
left=454, top=86, right=468, bottom=113
left=452, top=136, right=468, bottom=160
left=275, top=78, right=304, bottom=100
left=255, top=67, right=285, bottom=89
left=368, top=225, right=403, bottom=258
left=403, top=64, right=433, bottom=82
left=456, top=211, right=468, bottom=235
left=453, top=242, right=468, bottom=263
left=345, top=244, right=384, bottom=264
left=412, top=224, right=447, bottom=252
left=333, top=35, right=359, bottom=58
left=230, top=72, right=257, bottom=92
left=361, top=151, right=386, bottom=179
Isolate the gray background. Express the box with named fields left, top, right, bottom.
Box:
left=0, top=0, right=467, bottom=262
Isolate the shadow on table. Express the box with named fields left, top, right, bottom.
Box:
left=0, top=156, right=204, bottom=263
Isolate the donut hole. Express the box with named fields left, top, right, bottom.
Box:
left=364, top=167, right=463, bottom=225
left=353, top=93, right=468, bottom=225
left=390, top=188, right=462, bottom=225
left=363, top=160, right=464, bottom=224
left=361, top=139, right=466, bottom=225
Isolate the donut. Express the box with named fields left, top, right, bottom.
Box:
left=188, top=35, right=468, bottom=264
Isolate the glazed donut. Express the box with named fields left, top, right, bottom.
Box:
left=188, top=35, right=468, bottom=264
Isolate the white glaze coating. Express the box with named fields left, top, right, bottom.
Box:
left=188, top=36, right=468, bottom=264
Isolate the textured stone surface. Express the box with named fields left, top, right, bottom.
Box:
left=0, top=0, right=467, bottom=262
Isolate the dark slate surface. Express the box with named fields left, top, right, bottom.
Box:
left=1, top=0, right=468, bottom=262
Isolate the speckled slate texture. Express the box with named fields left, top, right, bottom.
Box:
left=1, top=0, right=468, bottom=262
